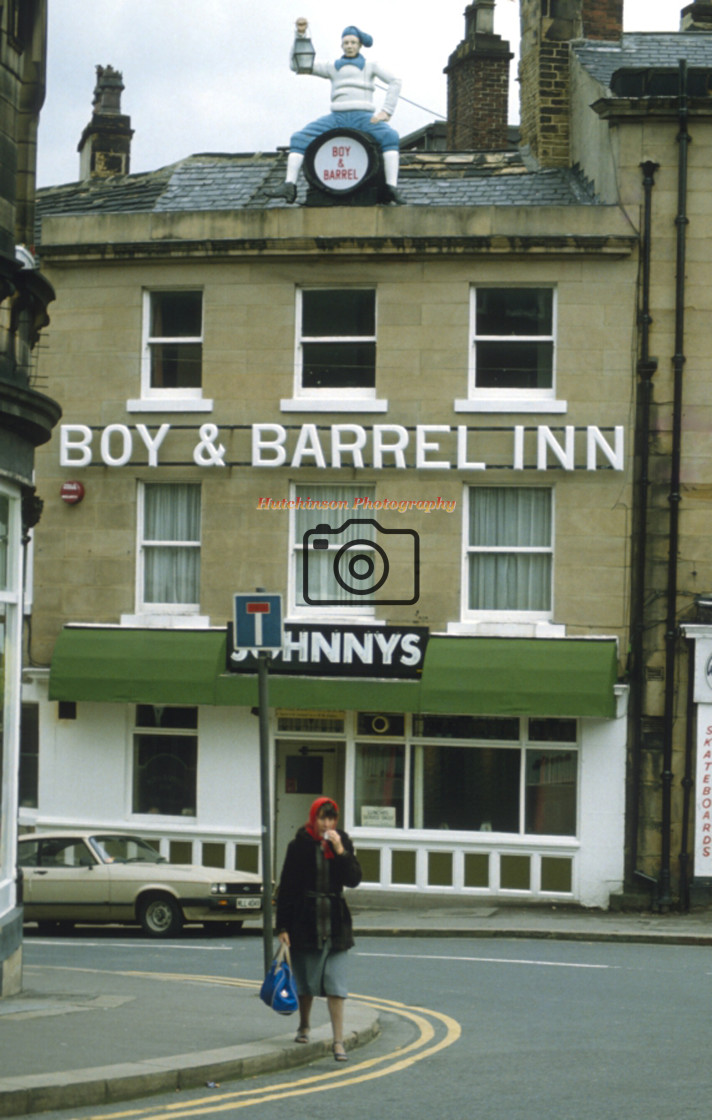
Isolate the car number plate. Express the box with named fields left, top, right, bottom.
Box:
left=236, top=898, right=261, bottom=909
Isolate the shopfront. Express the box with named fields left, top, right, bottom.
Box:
left=38, top=624, right=627, bottom=908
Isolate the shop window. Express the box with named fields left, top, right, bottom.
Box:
left=142, top=290, right=203, bottom=397
left=412, top=743, right=520, bottom=832
left=469, top=287, right=555, bottom=400
left=464, top=487, right=552, bottom=617
left=277, top=712, right=346, bottom=734
left=296, top=288, right=376, bottom=397
left=413, top=714, right=518, bottom=740
left=355, top=742, right=405, bottom=827
left=525, top=749, right=577, bottom=836
left=138, top=482, right=201, bottom=612
left=291, top=482, right=376, bottom=614
left=350, top=714, right=579, bottom=841
left=357, top=712, right=405, bottom=737
left=132, top=706, right=198, bottom=818
left=528, top=717, right=577, bottom=742
left=19, top=703, right=39, bottom=809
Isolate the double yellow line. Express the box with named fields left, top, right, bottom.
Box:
left=81, top=972, right=461, bottom=1120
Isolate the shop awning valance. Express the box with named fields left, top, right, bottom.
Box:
left=48, top=627, right=618, bottom=719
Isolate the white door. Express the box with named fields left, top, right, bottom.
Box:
left=274, top=739, right=345, bottom=876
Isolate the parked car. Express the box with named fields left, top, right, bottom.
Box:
left=18, top=831, right=263, bottom=937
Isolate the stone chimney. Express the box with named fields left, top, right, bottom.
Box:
left=77, top=65, right=133, bottom=180
left=519, top=1, right=622, bottom=168
left=445, top=1, right=514, bottom=150
left=582, top=1, right=623, bottom=40
left=681, top=2, right=712, bottom=30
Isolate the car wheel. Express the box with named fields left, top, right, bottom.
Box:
left=138, top=894, right=183, bottom=937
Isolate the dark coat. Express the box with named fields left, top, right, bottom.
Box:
left=276, top=826, right=362, bottom=952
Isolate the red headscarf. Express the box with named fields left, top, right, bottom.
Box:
left=305, top=797, right=340, bottom=858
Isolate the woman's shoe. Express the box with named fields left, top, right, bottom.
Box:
left=332, top=1042, right=348, bottom=1062
left=294, top=1028, right=310, bottom=1044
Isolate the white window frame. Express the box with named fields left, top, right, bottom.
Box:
left=281, top=287, right=388, bottom=413
left=461, top=485, right=554, bottom=624
left=131, top=705, right=199, bottom=820
left=288, top=481, right=377, bottom=620
left=135, top=482, right=201, bottom=616
left=0, top=483, right=22, bottom=914
left=455, top=285, right=566, bottom=415
left=127, top=289, right=213, bottom=414
left=0, top=486, right=19, bottom=603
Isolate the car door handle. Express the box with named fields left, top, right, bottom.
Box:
left=35, top=869, right=48, bottom=875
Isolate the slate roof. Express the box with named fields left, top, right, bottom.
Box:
left=37, top=31, right=711, bottom=232
left=574, top=31, right=712, bottom=88
left=35, top=147, right=599, bottom=235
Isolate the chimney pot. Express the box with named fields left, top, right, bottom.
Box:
left=466, top=0, right=496, bottom=38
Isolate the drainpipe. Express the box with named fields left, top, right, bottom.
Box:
left=659, top=59, right=690, bottom=910
left=629, top=160, right=658, bottom=886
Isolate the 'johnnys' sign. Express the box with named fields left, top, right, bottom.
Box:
left=226, top=622, right=428, bottom=680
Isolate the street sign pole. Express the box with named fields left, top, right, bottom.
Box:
left=231, top=591, right=282, bottom=975
left=257, top=648, right=274, bottom=975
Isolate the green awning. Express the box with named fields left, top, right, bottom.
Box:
left=47, top=627, right=420, bottom=711
left=418, top=636, right=618, bottom=719
left=48, top=627, right=618, bottom=719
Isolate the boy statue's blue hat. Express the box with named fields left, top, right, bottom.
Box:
left=341, top=26, right=373, bottom=48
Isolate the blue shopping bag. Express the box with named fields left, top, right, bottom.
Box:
left=260, top=943, right=298, bottom=1015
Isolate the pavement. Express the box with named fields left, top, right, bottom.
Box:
left=3, top=901, right=712, bottom=1117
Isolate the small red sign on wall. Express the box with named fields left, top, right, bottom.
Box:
left=60, top=480, right=85, bottom=505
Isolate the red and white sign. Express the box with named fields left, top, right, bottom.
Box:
left=312, top=136, right=370, bottom=192
left=60, top=480, right=85, bottom=505
left=695, top=712, right=712, bottom=876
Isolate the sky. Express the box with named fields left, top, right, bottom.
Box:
left=37, top=1, right=682, bottom=188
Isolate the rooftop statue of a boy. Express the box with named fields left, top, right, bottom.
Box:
left=269, top=18, right=404, bottom=204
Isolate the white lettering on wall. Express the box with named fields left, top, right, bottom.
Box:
left=58, top=422, right=626, bottom=472
left=60, top=425, right=93, bottom=466
left=587, top=426, right=624, bottom=471
left=252, top=424, right=287, bottom=467
left=331, top=424, right=367, bottom=469
left=415, top=425, right=451, bottom=470
left=372, top=425, right=409, bottom=469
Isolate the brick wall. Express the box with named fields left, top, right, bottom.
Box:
left=519, top=0, right=621, bottom=168
left=446, top=42, right=512, bottom=150
left=582, top=0, right=623, bottom=40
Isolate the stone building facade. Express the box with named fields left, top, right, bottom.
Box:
left=0, top=0, right=59, bottom=995
left=19, top=2, right=712, bottom=915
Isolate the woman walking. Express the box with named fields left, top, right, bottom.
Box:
left=276, top=796, right=362, bottom=1060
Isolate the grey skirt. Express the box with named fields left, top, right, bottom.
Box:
left=291, top=939, right=349, bottom=998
